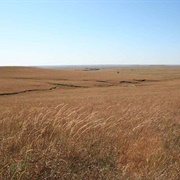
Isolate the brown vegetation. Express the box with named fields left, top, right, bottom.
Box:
left=0, top=66, right=180, bottom=179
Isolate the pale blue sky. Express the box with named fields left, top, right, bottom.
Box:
left=0, top=0, right=180, bottom=66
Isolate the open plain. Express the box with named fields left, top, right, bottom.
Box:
left=0, top=66, right=180, bottom=179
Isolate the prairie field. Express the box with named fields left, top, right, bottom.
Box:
left=0, top=66, right=180, bottom=180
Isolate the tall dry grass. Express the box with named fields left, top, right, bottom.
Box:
left=0, top=99, right=179, bottom=179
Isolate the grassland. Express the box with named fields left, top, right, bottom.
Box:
left=0, top=66, right=180, bottom=179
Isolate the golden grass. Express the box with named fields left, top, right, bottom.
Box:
left=0, top=66, right=180, bottom=179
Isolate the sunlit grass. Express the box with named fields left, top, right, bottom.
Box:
left=0, top=101, right=179, bottom=179
left=0, top=66, right=180, bottom=179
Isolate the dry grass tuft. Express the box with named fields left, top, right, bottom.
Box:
left=0, top=102, right=179, bottom=179
left=0, top=105, right=120, bottom=179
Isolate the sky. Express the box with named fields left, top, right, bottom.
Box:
left=0, top=0, right=180, bottom=66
